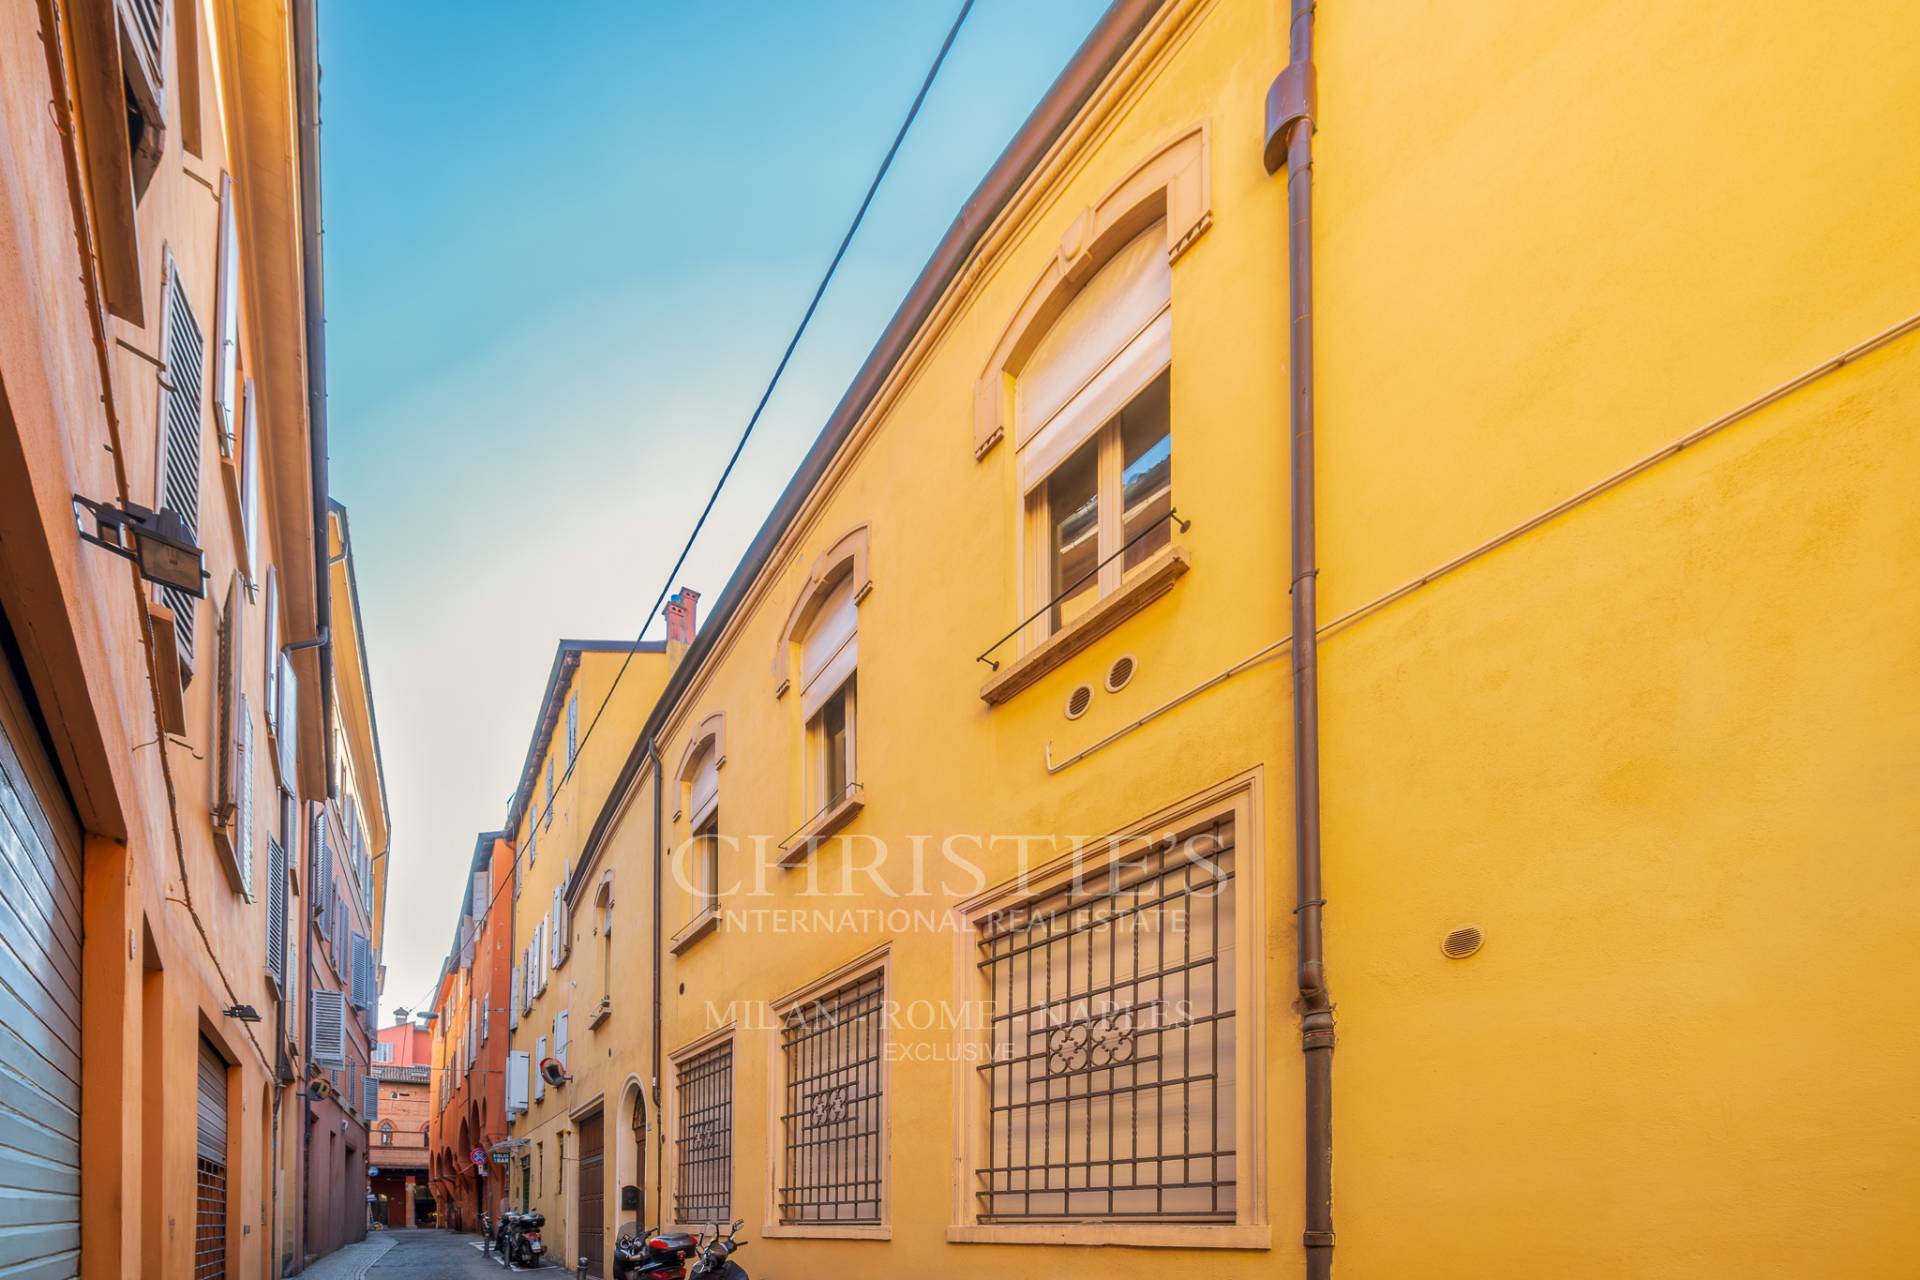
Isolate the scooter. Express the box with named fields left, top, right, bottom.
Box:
left=491, top=1211, right=517, bottom=1259
left=510, top=1210, right=546, bottom=1268
left=687, top=1220, right=749, bottom=1280
left=613, top=1225, right=698, bottom=1279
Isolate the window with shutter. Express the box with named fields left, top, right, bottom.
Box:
left=311, top=989, right=346, bottom=1068
left=266, top=836, right=287, bottom=989
left=364, top=1076, right=378, bottom=1121
left=481, top=995, right=489, bottom=1042
left=534, top=1035, right=547, bottom=1101
left=236, top=694, right=254, bottom=898
left=544, top=758, right=555, bottom=826
left=212, top=574, right=241, bottom=822
left=554, top=1010, right=570, bottom=1069
left=158, top=258, right=206, bottom=675
left=213, top=174, right=240, bottom=455
left=509, top=967, right=520, bottom=1029
left=240, top=379, right=261, bottom=575
left=472, top=872, right=488, bottom=922
left=506, top=1050, right=529, bottom=1113
left=350, top=933, right=371, bottom=1009
left=263, top=567, right=279, bottom=733
left=566, top=692, right=579, bottom=765
left=275, top=651, right=298, bottom=785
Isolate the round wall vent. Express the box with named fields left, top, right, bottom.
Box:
left=1105, top=654, right=1136, bottom=692
left=1065, top=684, right=1094, bottom=719
left=1440, top=926, right=1484, bottom=959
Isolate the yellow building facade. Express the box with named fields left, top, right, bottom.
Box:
left=503, top=637, right=676, bottom=1268
left=537, top=0, right=1916, bottom=1275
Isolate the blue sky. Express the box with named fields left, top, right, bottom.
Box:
left=317, top=1, right=1111, bottom=1022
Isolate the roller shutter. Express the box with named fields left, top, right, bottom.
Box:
left=0, top=641, right=83, bottom=1277
left=196, top=1037, right=228, bottom=1278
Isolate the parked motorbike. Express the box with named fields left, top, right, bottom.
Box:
left=506, top=1210, right=545, bottom=1268
left=687, top=1220, right=749, bottom=1280
left=613, top=1225, right=698, bottom=1279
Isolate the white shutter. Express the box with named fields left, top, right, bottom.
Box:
left=275, top=651, right=298, bottom=785
left=554, top=1010, right=569, bottom=1069
left=213, top=173, right=240, bottom=455
left=263, top=567, right=279, bottom=733
left=472, top=872, right=488, bottom=921
left=508, top=967, right=519, bottom=1029
left=236, top=695, right=254, bottom=898
left=566, top=692, right=579, bottom=764
left=534, top=1035, right=547, bottom=1100
left=1017, top=218, right=1171, bottom=493
left=689, top=745, right=719, bottom=826
left=311, top=989, right=346, bottom=1068
left=506, top=1050, right=529, bottom=1113
left=481, top=995, right=489, bottom=1042
left=241, top=380, right=261, bottom=573
left=800, top=576, right=858, bottom=719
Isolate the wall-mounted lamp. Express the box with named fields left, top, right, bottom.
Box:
left=73, top=496, right=206, bottom=597
left=224, top=1003, right=262, bottom=1023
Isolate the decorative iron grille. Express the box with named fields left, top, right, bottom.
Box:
left=674, top=1039, right=733, bottom=1223
left=975, top=815, right=1237, bottom=1223
left=777, top=968, right=885, bottom=1224
left=194, top=1157, right=227, bottom=1279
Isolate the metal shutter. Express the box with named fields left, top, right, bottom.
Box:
left=159, top=262, right=206, bottom=670
left=311, top=989, right=346, bottom=1068
left=196, top=1037, right=228, bottom=1279
left=0, top=647, right=83, bottom=1276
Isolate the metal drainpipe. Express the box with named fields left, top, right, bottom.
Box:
left=647, top=737, right=664, bottom=1225
left=1264, top=1, right=1334, bottom=1276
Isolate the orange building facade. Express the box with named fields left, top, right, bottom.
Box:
left=427, top=831, right=516, bottom=1230
left=371, top=1023, right=434, bottom=1228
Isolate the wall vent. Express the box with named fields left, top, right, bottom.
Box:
left=1441, top=926, right=1484, bottom=959
left=1065, top=684, right=1094, bottom=720
left=1105, top=654, right=1136, bottom=692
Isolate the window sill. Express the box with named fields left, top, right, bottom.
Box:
left=669, top=906, right=719, bottom=956
left=777, top=786, right=866, bottom=867
left=761, top=1221, right=890, bottom=1241
left=979, top=544, right=1189, bottom=706
left=947, top=1222, right=1268, bottom=1250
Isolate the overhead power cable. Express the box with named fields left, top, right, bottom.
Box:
left=403, top=0, right=976, bottom=1022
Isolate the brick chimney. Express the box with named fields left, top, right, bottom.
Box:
left=663, top=587, right=700, bottom=662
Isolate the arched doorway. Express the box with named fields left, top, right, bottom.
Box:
left=616, top=1081, right=647, bottom=1232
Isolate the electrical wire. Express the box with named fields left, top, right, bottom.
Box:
left=403, top=0, right=976, bottom=1024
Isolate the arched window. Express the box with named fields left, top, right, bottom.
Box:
left=975, top=126, right=1207, bottom=657
left=380, top=1121, right=394, bottom=1147
left=673, top=715, right=725, bottom=945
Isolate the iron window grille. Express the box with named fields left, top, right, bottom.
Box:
left=674, top=1039, right=733, bottom=1224
left=777, top=968, right=885, bottom=1225
left=194, top=1158, right=226, bottom=1280
left=974, top=814, right=1237, bottom=1223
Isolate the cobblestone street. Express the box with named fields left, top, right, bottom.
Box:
left=297, top=1230, right=521, bottom=1279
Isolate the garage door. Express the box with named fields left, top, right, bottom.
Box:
left=578, top=1110, right=604, bottom=1276
left=0, top=642, right=84, bottom=1277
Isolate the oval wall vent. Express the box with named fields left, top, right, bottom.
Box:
left=1441, top=926, right=1484, bottom=959
left=1105, top=654, right=1136, bottom=692
left=1065, top=684, right=1094, bottom=719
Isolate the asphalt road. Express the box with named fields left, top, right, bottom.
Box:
left=367, top=1229, right=533, bottom=1277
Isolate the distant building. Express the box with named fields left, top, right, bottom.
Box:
left=371, top=1023, right=434, bottom=1227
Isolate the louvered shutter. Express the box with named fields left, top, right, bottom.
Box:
left=213, top=174, right=240, bottom=454
left=554, top=1010, right=569, bottom=1069
left=544, top=758, right=555, bottom=823
left=310, top=812, right=331, bottom=925
left=506, top=1050, right=529, bottom=1113
left=159, top=261, right=206, bottom=670
left=481, top=995, right=490, bottom=1043
left=363, top=1075, right=378, bottom=1121
left=566, top=692, right=578, bottom=764
left=534, top=1035, right=547, bottom=1100
left=350, top=932, right=370, bottom=1008
left=509, top=966, right=520, bottom=1029
left=550, top=888, right=562, bottom=967
left=471, top=872, right=487, bottom=922
left=311, top=989, right=346, bottom=1067
left=266, top=837, right=287, bottom=988
left=212, top=574, right=241, bottom=824
left=236, top=693, right=254, bottom=897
